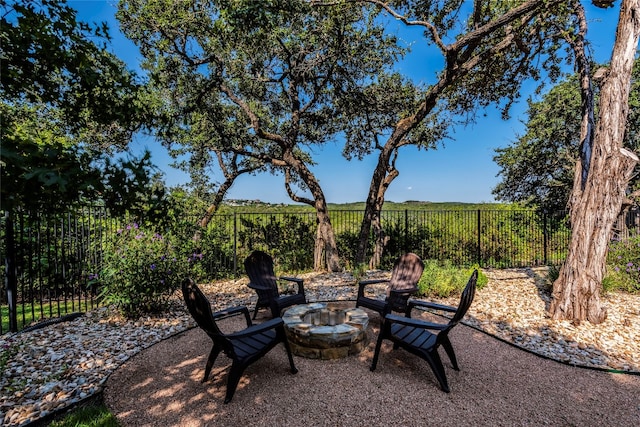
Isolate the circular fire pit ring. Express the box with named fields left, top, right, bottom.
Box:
left=282, top=303, right=369, bottom=360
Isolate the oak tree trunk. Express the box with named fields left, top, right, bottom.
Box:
left=549, top=0, right=640, bottom=323
left=314, top=214, right=340, bottom=271
left=292, top=160, right=341, bottom=272
left=370, top=210, right=390, bottom=269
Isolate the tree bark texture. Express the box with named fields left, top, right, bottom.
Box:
left=290, top=155, right=341, bottom=272
left=356, top=152, right=392, bottom=265
left=550, top=0, right=640, bottom=323
left=314, top=216, right=340, bottom=271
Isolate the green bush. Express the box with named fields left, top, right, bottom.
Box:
left=167, top=216, right=233, bottom=281
left=604, top=234, right=640, bottom=293
left=546, top=264, right=560, bottom=282
left=237, top=214, right=315, bottom=272
left=605, top=235, right=640, bottom=293
left=97, top=223, right=198, bottom=318
left=543, top=264, right=560, bottom=293
left=350, top=262, right=368, bottom=283
left=417, top=260, right=487, bottom=298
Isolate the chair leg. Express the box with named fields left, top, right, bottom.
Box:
left=252, top=305, right=260, bottom=319
left=440, top=337, right=459, bottom=370
left=280, top=334, right=299, bottom=374
left=269, top=301, right=281, bottom=319
left=370, top=330, right=386, bottom=371
left=224, top=362, right=246, bottom=404
left=203, top=345, right=221, bottom=383
left=424, top=349, right=450, bottom=393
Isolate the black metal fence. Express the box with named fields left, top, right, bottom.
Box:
left=1, top=207, right=120, bottom=334
left=1, top=207, right=576, bottom=334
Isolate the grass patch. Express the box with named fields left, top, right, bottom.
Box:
left=48, top=401, right=119, bottom=427
left=417, top=260, right=487, bottom=298
left=1, top=300, right=93, bottom=333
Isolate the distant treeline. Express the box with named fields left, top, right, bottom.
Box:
left=217, top=200, right=513, bottom=213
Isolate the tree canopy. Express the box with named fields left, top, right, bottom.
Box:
left=116, top=0, right=585, bottom=269
left=350, top=0, right=579, bottom=264
left=493, top=59, right=640, bottom=213
left=117, top=0, right=417, bottom=269
left=0, top=0, right=159, bottom=214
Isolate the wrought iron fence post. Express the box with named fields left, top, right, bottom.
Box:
left=477, top=209, right=481, bottom=266
left=4, top=211, right=18, bottom=333
left=233, top=212, right=238, bottom=277
left=404, top=209, right=409, bottom=253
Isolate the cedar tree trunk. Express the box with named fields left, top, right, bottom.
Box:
left=550, top=0, right=640, bottom=323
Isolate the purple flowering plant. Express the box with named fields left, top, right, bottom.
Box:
left=604, top=233, right=640, bottom=293
left=98, top=223, right=196, bottom=318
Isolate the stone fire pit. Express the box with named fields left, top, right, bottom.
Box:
left=282, top=303, right=369, bottom=360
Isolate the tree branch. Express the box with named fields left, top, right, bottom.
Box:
left=219, top=83, right=286, bottom=144
left=284, top=168, right=314, bottom=205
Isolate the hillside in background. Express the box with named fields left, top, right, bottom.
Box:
left=219, top=200, right=516, bottom=213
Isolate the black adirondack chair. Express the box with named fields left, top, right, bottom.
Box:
left=356, top=253, right=425, bottom=318
left=370, top=269, right=478, bottom=393
left=181, top=278, right=298, bottom=403
left=244, top=250, right=306, bottom=319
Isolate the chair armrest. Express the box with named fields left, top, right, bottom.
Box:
left=227, top=317, right=284, bottom=339
left=279, top=276, right=305, bottom=295
left=247, top=282, right=270, bottom=291
left=212, top=305, right=252, bottom=327
left=358, top=279, right=389, bottom=286
left=389, top=287, right=418, bottom=296
left=408, top=299, right=457, bottom=313
left=385, top=313, right=448, bottom=331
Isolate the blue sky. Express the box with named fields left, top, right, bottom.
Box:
left=69, top=1, right=621, bottom=204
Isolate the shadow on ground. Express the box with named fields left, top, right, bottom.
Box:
left=104, top=307, right=640, bottom=427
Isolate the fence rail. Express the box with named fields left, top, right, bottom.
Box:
left=0, top=206, right=586, bottom=334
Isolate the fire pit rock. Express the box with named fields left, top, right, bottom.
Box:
left=282, top=303, right=369, bottom=360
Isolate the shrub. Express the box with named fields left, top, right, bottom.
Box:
left=546, top=264, right=560, bottom=283
left=97, top=223, right=198, bottom=318
left=350, top=262, right=368, bottom=283
left=237, top=214, right=315, bottom=272
left=417, top=260, right=487, bottom=298
left=604, top=234, right=640, bottom=293
left=542, top=264, right=560, bottom=293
